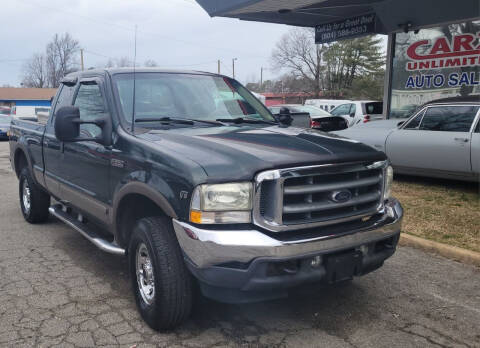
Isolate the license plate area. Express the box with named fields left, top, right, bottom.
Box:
left=325, top=250, right=362, bottom=283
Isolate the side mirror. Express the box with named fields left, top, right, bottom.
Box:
left=54, top=106, right=112, bottom=146
left=397, top=121, right=405, bottom=127
left=277, top=107, right=293, bottom=126
left=349, top=112, right=355, bottom=117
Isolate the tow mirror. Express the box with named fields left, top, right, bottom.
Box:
left=54, top=106, right=112, bottom=146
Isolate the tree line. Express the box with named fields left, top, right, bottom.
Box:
left=247, top=29, right=385, bottom=100
left=21, top=33, right=159, bottom=88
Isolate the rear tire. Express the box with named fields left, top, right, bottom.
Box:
left=19, top=167, right=50, bottom=223
left=128, top=216, right=193, bottom=331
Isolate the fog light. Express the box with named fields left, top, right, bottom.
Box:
left=311, top=256, right=322, bottom=268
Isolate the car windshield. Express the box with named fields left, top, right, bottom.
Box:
left=113, top=73, right=275, bottom=126
left=290, top=105, right=331, bottom=117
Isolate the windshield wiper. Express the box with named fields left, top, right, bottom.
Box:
left=215, top=117, right=277, bottom=125
left=135, top=117, right=194, bottom=125
left=135, top=117, right=224, bottom=126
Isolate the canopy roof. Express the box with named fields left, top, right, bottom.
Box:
left=195, top=0, right=480, bottom=34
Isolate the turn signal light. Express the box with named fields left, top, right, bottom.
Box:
left=189, top=210, right=202, bottom=224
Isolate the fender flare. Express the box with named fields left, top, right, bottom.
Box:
left=112, top=181, right=178, bottom=228
left=13, top=144, right=33, bottom=178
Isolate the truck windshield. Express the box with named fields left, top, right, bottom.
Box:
left=112, top=73, right=275, bottom=126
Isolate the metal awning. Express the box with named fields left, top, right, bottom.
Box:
left=195, top=0, right=480, bottom=34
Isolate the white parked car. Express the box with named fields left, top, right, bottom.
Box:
left=304, top=99, right=351, bottom=112
left=10, top=106, right=51, bottom=121
left=330, top=101, right=384, bottom=127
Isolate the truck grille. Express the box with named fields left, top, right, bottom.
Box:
left=254, top=161, right=386, bottom=232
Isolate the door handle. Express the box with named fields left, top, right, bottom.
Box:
left=454, top=137, right=469, bottom=143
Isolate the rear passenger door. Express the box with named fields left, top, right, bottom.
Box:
left=387, top=105, right=478, bottom=175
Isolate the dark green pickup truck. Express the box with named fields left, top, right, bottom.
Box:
left=9, top=68, right=403, bottom=330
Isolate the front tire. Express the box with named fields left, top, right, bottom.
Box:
left=19, top=167, right=50, bottom=223
left=128, top=216, right=193, bottom=331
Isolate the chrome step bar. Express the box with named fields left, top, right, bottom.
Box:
left=49, top=204, right=125, bottom=256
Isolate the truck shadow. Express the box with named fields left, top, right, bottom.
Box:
left=52, top=220, right=377, bottom=339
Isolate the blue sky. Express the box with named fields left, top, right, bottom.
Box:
left=1, top=0, right=291, bottom=86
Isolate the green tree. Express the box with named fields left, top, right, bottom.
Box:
left=271, top=28, right=385, bottom=99
left=323, top=36, right=385, bottom=97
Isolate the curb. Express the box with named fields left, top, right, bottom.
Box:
left=399, top=233, right=480, bottom=267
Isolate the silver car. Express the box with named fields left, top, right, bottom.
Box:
left=334, top=99, right=480, bottom=182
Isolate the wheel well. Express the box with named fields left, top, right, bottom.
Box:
left=116, top=193, right=168, bottom=247
left=14, top=150, right=28, bottom=178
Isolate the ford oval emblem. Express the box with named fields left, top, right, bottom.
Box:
left=330, top=190, right=352, bottom=203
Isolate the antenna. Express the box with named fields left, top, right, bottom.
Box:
left=131, top=24, right=138, bottom=132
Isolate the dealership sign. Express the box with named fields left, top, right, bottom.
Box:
left=404, top=33, right=480, bottom=89
left=315, top=14, right=375, bottom=44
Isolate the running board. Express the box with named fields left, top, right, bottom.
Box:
left=49, top=204, right=125, bottom=256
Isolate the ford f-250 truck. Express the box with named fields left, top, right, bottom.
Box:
left=9, top=68, right=403, bottom=330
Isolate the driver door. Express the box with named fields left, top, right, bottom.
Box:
left=331, top=103, right=355, bottom=126
left=386, top=105, right=478, bottom=175
left=60, top=78, right=112, bottom=224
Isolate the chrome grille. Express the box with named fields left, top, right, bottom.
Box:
left=253, top=161, right=386, bottom=232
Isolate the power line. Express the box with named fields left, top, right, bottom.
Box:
left=16, top=0, right=270, bottom=61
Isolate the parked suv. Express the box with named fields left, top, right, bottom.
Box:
left=331, top=101, right=383, bottom=126
left=9, top=68, right=402, bottom=330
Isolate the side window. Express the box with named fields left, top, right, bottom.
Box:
left=74, top=83, right=107, bottom=138
left=475, top=119, right=480, bottom=133
left=403, top=109, right=425, bottom=129
left=419, top=106, right=479, bottom=132
left=53, top=84, right=76, bottom=116
left=349, top=103, right=356, bottom=115
left=331, top=104, right=350, bottom=116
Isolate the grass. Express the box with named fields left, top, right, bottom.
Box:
left=392, top=175, right=480, bottom=253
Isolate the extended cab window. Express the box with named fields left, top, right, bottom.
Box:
left=419, top=106, right=479, bottom=132
left=74, top=83, right=107, bottom=137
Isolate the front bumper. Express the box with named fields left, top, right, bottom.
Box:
left=173, top=198, right=403, bottom=303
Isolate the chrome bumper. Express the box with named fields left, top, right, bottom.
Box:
left=173, top=198, right=403, bottom=268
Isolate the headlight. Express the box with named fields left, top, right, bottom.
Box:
left=190, top=182, right=253, bottom=224
left=384, top=165, right=393, bottom=200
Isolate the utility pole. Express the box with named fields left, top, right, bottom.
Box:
left=232, top=58, right=237, bottom=79
left=260, top=67, right=263, bottom=86
left=217, top=60, right=220, bottom=74
left=80, top=49, right=84, bottom=71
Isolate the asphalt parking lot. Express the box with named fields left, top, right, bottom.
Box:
left=0, top=141, right=479, bottom=348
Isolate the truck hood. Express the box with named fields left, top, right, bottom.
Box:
left=138, top=125, right=386, bottom=181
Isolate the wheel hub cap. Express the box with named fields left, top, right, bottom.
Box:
left=136, top=243, right=155, bottom=305
left=22, top=180, right=31, bottom=214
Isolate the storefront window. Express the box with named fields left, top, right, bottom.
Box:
left=390, top=20, right=480, bottom=118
